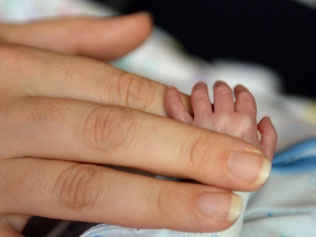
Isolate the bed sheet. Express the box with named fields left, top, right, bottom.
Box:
left=1, top=1, right=316, bottom=236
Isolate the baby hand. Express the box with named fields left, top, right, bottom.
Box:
left=164, top=81, right=277, bottom=160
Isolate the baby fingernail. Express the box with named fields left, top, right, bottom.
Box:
left=197, top=192, right=243, bottom=222
left=228, top=151, right=271, bottom=185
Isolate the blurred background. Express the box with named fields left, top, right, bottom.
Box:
left=93, top=0, right=316, bottom=98
left=1, top=0, right=315, bottom=98
left=1, top=0, right=316, bottom=236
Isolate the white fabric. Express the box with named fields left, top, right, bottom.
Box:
left=241, top=171, right=316, bottom=237
left=1, top=1, right=316, bottom=236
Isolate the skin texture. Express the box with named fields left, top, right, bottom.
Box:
left=164, top=81, right=277, bottom=161
left=0, top=13, right=276, bottom=236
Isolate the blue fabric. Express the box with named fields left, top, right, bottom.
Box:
left=272, top=137, right=316, bottom=173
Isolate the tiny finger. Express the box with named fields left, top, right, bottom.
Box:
left=164, top=86, right=193, bottom=124
left=191, top=82, right=213, bottom=121
left=234, top=84, right=257, bottom=119
left=213, top=81, right=234, bottom=113
left=258, top=117, right=278, bottom=161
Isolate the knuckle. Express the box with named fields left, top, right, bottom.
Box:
left=54, top=164, right=102, bottom=210
left=185, top=135, right=209, bottom=174
left=79, top=105, right=135, bottom=152
left=155, top=184, right=172, bottom=219
left=115, top=72, right=154, bottom=111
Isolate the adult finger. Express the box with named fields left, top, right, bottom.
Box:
left=0, top=158, right=243, bottom=233
left=0, top=12, right=152, bottom=60
left=0, top=44, right=191, bottom=116
left=0, top=97, right=270, bottom=191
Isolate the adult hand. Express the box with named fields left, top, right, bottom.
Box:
left=0, top=13, right=272, bottom=236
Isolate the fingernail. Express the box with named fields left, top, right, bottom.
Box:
left=228, top=151, right=271, bottom=185
left=197, top=193, right=243, bottom=222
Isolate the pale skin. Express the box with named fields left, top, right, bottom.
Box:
left=164, top=81, right=277, bottom=161
left=162, top=81, right=277, bottom=225
left=0, top=13, right=277, bottom=236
